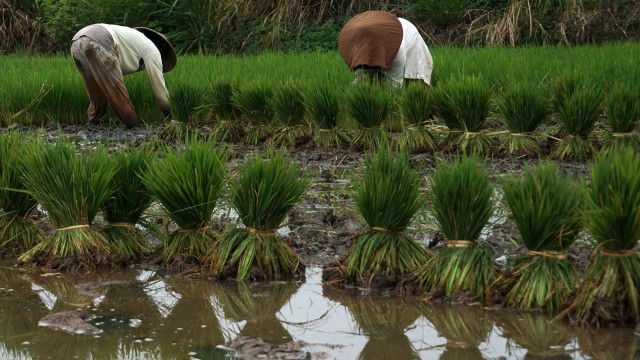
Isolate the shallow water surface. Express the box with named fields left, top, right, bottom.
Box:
left=0, top=264, right=638, bottom=359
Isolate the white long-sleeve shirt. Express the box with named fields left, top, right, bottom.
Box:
left=387, top=18, right=434, bottom=87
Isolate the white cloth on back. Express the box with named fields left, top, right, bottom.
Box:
left=387, top=18, right=433, bottom=87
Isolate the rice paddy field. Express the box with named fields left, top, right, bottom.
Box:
left=1, top=42, right=640, bottom=359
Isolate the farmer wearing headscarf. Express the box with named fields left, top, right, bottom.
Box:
left=338, top=11, right=433, bottom=88
left=70, top=24, right=177, bottom=128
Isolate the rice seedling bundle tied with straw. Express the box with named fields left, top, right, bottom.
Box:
left=493, top=161, right=582, bottom=312
left=100, top=145, right=156, bottom=259
left=304, top=82, right=350, bottom=149
left=397, top=82, right=437, bottom=152
left=19, top=139, right=115, bottom=267
left=161, top=84, right=204, bottom=143
left=212, top=149, right=307, bottom=280
left=343, top=81, right=393, bottom=151
left=562, top=147, right=640, bottom=326
left=603, top=84, right=640, bottom=151
left=343, top=143, right=429, bottom=281
left=0, top=132, right=42, bottom=257
left=142, top=138, right=227, bottom=264
left=269, top=80, right=308, bottom=147
left=232, top=82, right=275, bottom=146
left=418, top=154, right=495, bottom=299
left=208, top=80, right=241, bottom=142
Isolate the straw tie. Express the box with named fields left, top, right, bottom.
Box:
left=528, top=250, right=566, bottom=260
left=108, top=222, right=136, bottom=228
left=178, top=225, right=209, bottom=233
left=612, top=132, right=636, bottom=138
left=447, top=240, right=472, bottom=248
left=55, top=224, right=90, bottom=232
left=598, top=247, right=639, bottom=257
left=370, top=226, right=401, bottom=235
left=246, top=227, right=277, bottom=236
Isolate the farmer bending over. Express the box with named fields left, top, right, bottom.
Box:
left=338, top=11, right=433, bottom=89
left=71, top=24, right=177, bottom=128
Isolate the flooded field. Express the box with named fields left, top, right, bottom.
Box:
left=0, top=263, right=638, bottom=360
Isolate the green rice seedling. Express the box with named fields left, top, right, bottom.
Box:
left=495, top=82, right=551, bottom=156
left=18, top=139, right=115, bottom=265
left=304, top=83, right=351, bottom=149
left=431, top=83, right=462, bottom=146
left=603, top=84, right=640, bottom=150
left=343, top=81, right=393, bottom=151
left=212, top=149, right=307, bottom=280
left=0, top=132, right=42, bottom=257
left=551, top=78, right=603, bottom=161
left=418, top=154, right=496, bottom=298
left=562, top=147, right=640, bottom=326
left=344, top=143, right=429, bottom=279
left=493, top=161, right=582, bottom=312
left=141, top=137, right=227, bottom=263
left=447, top=75, right=493, bottom=154
left=397, top=82, right=437, bottom=151
left=208, top=80, right=241, bottom=142
left=100, top=144, right=156, bottom=259
left=161, top=84, right=204, bottom=143
left=232, top=82, right=275, bottom=145
left=269, top=80, right=308, bottom=147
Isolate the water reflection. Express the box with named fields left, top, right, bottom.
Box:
left=1, top=264, right=640, bottom=359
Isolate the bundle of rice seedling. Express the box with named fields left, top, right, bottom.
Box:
left=432, top=83, right=463, bottom=147
left=0, top=132, right=42, bottom=257
left=562, top=147, right=640, bottom=326
left=397, top=82, right=437, bottom=151
left=99, top=144, right=155, bottom=259
left=211, top=149, right=307, bottom=280
left=208, top=80, right=241, bottom=142
left=497, top=313, right=572, bottom=358
left=418, top=155, right=496, bottom=298
left=161, top=84, right=204, bottom=143
left=495, top=82, right=551, bottom=156
left=551, top=76, right=603, bottom=161
left=269, top=80, right=308, bottom=147
left=493, top=161, right=582, bottom=311
left=232, top=82, right=275, bottom=145
left=18, top=139, right=114, bottom=267
left=304, top=82, right=351, bottom=149
left=141, top=138, right=227, bottom=264
left=603, top=84, right=640, bottom=150
left=344, top=143, right=429, bottom=280
left=343, top=81, right=393, bottom=150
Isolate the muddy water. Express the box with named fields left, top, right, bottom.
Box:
left=0, top=264, right=638, bottom=360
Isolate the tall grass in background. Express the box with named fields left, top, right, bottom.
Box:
left=418, top=155, right=495, bottom=298
left=141, top=138, right=227, bottom=264
left=495, top=82, right=550, bottom=156
left=232, top=82, right=275, bottom=145
left=19, top=139, right=115, bottom=267
left=269, top=80, right=308, bottom=147
left=304, top=82, right=350, bottom=149
left=343, top=82, right=394, bottom=150
left=0, top=132, right=42, bottom=257
left=493, top=162, right=582, bottom=312
left=603, top=84, right=640, bottom=151
left=397, top=83, right=437, bottom=151
left=212, top=149, right=307, bottom=280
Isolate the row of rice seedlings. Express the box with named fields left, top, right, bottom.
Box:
left=212, top=149, right=307, bottom=280
left=493, top=161, right=582, bottom=312
left=18, top=139, right=115, bottom=265
left=343, top=82, right=393, bottom=151
left=397, top=83, right=437, bottom=152
left=418, top=154, right=496, bottom=298
left=141, top=137, right=227, bottom=263
left=603, top=83, right=640, bottom=150
left=0, top=132, right=42, bottom=257
left=99, top=144, right=156, bottom=259
left=269, top=80, right=308, bottom=147
left=232, top=82, right=275, bottom=145
left=344, top=142, right=429, bottom=279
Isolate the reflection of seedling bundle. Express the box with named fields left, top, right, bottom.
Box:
left=422, top=304, right=493, bottom=359
left=100, top=145, right=155, bottom=259
left=0, top=132, right=42, bottom=257
left=19, top=139, right=114, bottom=267
left=304, top=82, right=350, bottom=149
left=495, top=82, right=550, bottom=156
left=162, top=84, right=204, bottom=143
left=418, top=155, right=496, bottom=298
left=577, top=327, right=640, bottom=360
left=269, top=80, right=308, bottom=147
left=493, top=161, right=582, bottom=311
left=563, top=147, right=640, bottom=326
left=603, top=84, right=640, bottom=151
left=215, top=281, right=299, bottom=345
left=551, top=72, right=603, bottom=161
left=233, top=82, right=275, bottom=145
left=497, top=312, right=572, bottom=359
left=142, top=138, right=227, bottom=263
left=212, top=149, right=307, bottom=280
left=344, top=81, right=393, bottom=150
left=344, top=143, right=429, bottom=279
left=397, top=82, right=437, bottom=151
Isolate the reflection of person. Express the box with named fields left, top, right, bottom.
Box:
left=70, top=24, right=177, bottom=128
left=338, top=11, right=433, bottom=89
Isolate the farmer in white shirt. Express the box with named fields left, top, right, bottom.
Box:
left=338, top=11, right=433, bottom=89
left=70, top=24, right=177, bottom=128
